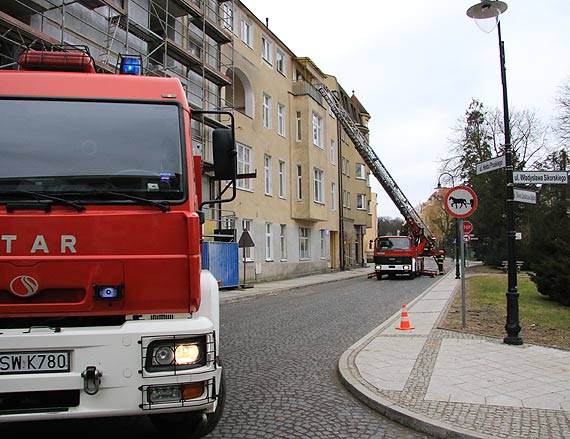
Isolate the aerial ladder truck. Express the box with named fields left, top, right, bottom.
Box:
left=316, top=83, right=437, bottom=279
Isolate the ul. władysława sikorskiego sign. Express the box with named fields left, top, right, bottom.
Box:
left=513, top=171, right=568, bottom=184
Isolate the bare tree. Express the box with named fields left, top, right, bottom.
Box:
left=554, top=77, right=570, bottom=146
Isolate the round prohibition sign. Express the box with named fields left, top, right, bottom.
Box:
left=444, top=185, right=478, bottom=218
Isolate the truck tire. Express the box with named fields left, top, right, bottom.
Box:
left=149, top=359, right=226, bottom=438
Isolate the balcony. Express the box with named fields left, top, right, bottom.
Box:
left=292, top=80, right=323, bottom=105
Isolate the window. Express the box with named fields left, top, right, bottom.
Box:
left=367, top=200, right=372, bottom=214
left=343, top=190, right=351, bottom=208
left=222, top=3, right=233, bottom=30
left=279, top=224, right=287, bottom=260
left=299, top=227, right=310, bottom=259
left=264, top=155, right=272, bottom=195
left=357, top=193, right=366, bottom=210
left=295, top=111, right=302, bottom=142
left=278, top=160, right=286, bottom=198
left=320, top=230, right=327, bottom=260
left=263, top=94, right=271, bottom=128
left=241, top=19, right=252, bottom=47
left=313, top=168, right=324, bottom=204
left=355, top=163, right=365, bottom=179
left=237, top=143, right=253, bottom=190
left=261, top=35, right=272, bottom=64
left=312, top=112, right=323, bottom=148
left=296, top=165, right=302, bottom=200
left=330, top=139, right=336, bottom=165
left=277, top=104, right=286, bottom=137
left=265, top=223, right=273, bottom=261
left=331, top=182, right=337, bottom=211
left=242, top=219, right=252, bottom=260
left=276, top=49, right=286, bottom=75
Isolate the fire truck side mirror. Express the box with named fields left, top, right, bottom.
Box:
left=369, top=239, right=373, bottom=249
left=212, top=128, right=237, bottom=181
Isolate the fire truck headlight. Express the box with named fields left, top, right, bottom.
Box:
left=375, top=264, right=382, bottom=271
left=403, top=265, right=410, bottom=271
left=145, top=337, right=206, bottom=372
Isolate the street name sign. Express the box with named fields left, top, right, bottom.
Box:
left=476, top=155, right=506, bottom=175
left=513, top=171, right=568, bottom=185
left=513, top=188, right=537, bottom=204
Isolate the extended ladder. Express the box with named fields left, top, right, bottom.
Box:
left=316, top=83, right=435, bottom=249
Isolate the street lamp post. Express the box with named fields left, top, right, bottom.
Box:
left=436, top=173, right=460, bottom=280
left=467, top=0, right=522, bottom=345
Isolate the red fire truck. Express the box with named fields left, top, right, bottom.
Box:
left=0, top=46, right=236, bottom=437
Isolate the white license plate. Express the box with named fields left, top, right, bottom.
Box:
left=0, top=351, right=70, bottom=374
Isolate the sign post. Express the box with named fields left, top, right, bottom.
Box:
left=444, top=186, right=478, bottom=328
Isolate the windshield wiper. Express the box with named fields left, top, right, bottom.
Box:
left=86, top=191, right=170, bottom=212
left=1, top=190, right=85, bottom=212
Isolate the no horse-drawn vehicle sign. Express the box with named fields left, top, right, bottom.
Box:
left=444, top=186, right=478, bottom=218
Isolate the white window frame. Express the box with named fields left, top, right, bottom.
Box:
left=261, top=35, right=273, bottom=64
left=265, top=222, right=273, bottom=261
left=237, top=142, right=253, bottom=191
left=320, top=229, right=327, bottom=260
left=313, top=167, right=324, bottom=204
left=241, top=19, right=252, bottom=47
left=296, top=164, right=302, bottom=200
left=331, top=182, right=337, bottom=211
left=278, top=160, right=286, bottom=199
left=312, top=111, right=323, bottom=148
left=264, top=154, right=272, bottom=195
left=299, top=227, right=310, bottom=260
left=279, top=224, right=287, bottom=260
left=357, top=193, right=366, bottom=210
left=277, top=103, right=286, bottom=137
left=263, top=94, right=272, bottom=129
left=222, top=3, right=233, bottom=30
left=276, top=49, right=286, bottom=75
left=295, top=111, right=302, bottom=142
left=355, top=163, right=365, bottom=179
left=330, top=139, right=336, bottom=165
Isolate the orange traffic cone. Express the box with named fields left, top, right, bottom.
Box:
left=395, top=304, right=415, bottom=330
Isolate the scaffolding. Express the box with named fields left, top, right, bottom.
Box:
left=0, top=0, right=234, bottom=156
left=0, top=0, right=236, bottom=237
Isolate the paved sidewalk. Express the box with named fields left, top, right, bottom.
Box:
left=219, top=266, right=570, bottom=439
left=339, top=271, right=570, bottom=439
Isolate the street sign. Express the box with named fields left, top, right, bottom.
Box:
left=513, top=171, right=568, bottom=185
left=475, top=155, right=506, bottom=175
left=463, top=220, right=473, bottom=235
left=513, top=188, right=537, bottom=204
left=463, top=234, right=471, bottom=243
left=444, top=186, right=478, bottom=218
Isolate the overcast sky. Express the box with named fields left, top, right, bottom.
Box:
left=242, top=0, right=570, bottom=219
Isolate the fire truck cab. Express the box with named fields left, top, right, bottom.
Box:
left=0, top=46, right=236, bottom=437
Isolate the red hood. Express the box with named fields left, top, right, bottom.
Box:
left=0, top=208, right=202, bottom=317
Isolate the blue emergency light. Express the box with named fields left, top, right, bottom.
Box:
left=119, top=56, right=142, bottom=75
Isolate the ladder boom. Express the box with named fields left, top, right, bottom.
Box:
left=316, top=83, right=435, bottom=251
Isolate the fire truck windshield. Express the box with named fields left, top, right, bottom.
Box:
left=0, top=99, right=185, bottom=202
left=376, top=237, right=411, bottom=251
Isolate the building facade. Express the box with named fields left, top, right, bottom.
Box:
left=0, top=0, right=378, bottom=283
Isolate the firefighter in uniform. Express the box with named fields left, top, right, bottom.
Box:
left=436, top=249, right=445, bottom=274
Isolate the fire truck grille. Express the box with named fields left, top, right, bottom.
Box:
left=0, top=389, right=80, bottom=413
left=376, top=256, right=413, bottom=265
left=0, top=288, right=85, bottom=304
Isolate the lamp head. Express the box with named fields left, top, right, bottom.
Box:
left=467, top=0, right=507, bottom=33
left=467, top=0, right=507, bottom=19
